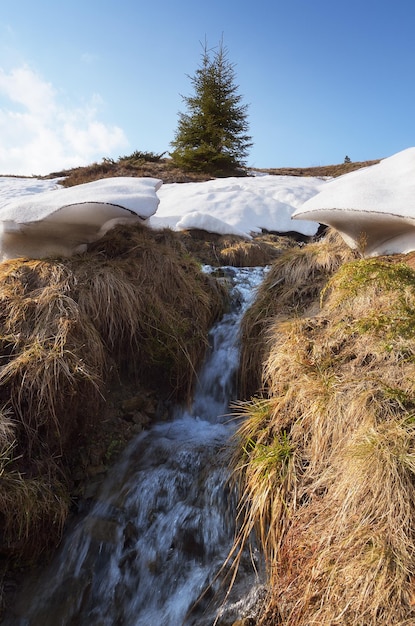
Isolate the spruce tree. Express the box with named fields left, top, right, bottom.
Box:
left=170, top=40, right=253, bottom=175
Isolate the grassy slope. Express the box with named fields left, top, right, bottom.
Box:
left=41, top=154, right=380, bottom=187
left=0, top=154, right=384, bottom=616
left=254, top=158, right=380, bottom=179
left=232, top=234, right=415, bottom=625
left=0, top=222, right=227, bottom=607
left=42, top=153, right=415, bottom=625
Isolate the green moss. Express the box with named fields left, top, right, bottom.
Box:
left=378, top=383, right=415, bottom=412
left=355, top=310, right=415, bottom=341
left=324, top=259, right=415, bottom=298
left=323, top=259, right=415, bottom=344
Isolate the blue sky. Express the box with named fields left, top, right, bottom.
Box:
left=0, top=0, right=414, bottom=175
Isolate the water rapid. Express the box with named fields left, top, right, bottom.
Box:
left=5, top=266, right=267, bottom=626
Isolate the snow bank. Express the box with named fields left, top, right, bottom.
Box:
left=293, top=148, right=415, bottom=256
left=150, top=175, right=321, bottom=237
left=7, top=151, right=415, bottom=260
left=0, top=177, right=61, bottom=203
left=0, top=176, right=162, bottom=224
left=0, top=177, right=161, bottom=260
left=176, top=211, right=251, bottom=238
left=0, top=174, right=322, bottom=260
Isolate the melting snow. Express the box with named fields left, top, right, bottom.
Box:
left=150, top=175, right=321, bottom=238
left=0, top=177, right=161, bottom=260
left=2, top=148, right=415, bottom=260
left=293, top=147, right=415, bottom=256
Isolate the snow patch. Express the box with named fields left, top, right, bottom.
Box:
left=0, top=176, right=161, bottom=260
left=151, top=175, right=322, bottom=237
left=293, top=147, right=415, bottom=256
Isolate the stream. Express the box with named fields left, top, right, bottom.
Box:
left=4, top=266, right=267, bottom=626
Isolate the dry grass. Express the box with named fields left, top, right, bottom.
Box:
left=0, top=456, right=69, bottom=560
left=0, top=222, right=225, bottom=568
left=219, top=236, right=290, bottom=267
left=0, top=259, right=105, bottom=454
left=238, top=229, right=357, bottom=399
left=83, top=226, right=226, bottom=394
left=255, top=158, right=380, bottom=179
left=176, top=230, right=292, bottom=267
left=231, top=255, right=415, bottom=625
left=0, top=412, right=69, bottom=576
left=45, top=156, right=215, bottom=187
left=37, top=153, right=378, bottom=187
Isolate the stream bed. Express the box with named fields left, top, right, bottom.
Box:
left=3, top=266, right=267, bottom=626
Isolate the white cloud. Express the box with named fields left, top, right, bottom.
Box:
left=0, top=65, right=129, bottom=175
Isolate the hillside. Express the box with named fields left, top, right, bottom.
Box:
left=42, top=153, right=380, bottom=187
left=5, top=153, right=411, bottom=625
left=233, top=234, right=415, bottom=625
left=0, top=222, right=227, bottom=613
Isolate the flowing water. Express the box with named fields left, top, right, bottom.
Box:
left=4, top=266, right=267, bottom=626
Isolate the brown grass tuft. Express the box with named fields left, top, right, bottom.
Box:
left=45, top=156, right=215, bottom=187
left=219, top=238, right=287, bottom=267
left=254, top=158, right=381, bottom=179
left=231, top=255, right=415, bottom=625
left=173, top=231, right=292, bottom=268
left=238, top=229, right=357, bottom=399
left=0, top=222, right=225, bottom=569
left=40, top=154, right=378, bottom=187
